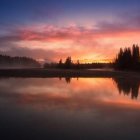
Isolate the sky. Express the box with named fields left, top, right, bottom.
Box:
left=1, top=0, right=140, bottom=63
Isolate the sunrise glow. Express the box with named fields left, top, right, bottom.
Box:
left=0, top=0, right=140, bottom=63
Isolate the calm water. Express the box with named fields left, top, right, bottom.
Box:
left=0, top=77, right=140, bottom=140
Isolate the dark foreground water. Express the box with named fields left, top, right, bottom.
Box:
left=0, top=77, right=140, bottom=140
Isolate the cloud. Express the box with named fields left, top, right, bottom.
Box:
left=1, top=23, right=135, bottom=43
left=1, top=16, right=140, bottom=62
left=97, top=9, right=140, bottom=33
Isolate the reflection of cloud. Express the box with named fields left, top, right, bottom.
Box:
left=0, top=78, right=140, bottom=111
left=1, top=78, right=140, bottom=140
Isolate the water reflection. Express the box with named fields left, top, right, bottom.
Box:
left=65, top=77, right=71, bottom=83
left=0, top=77, right=140, bottom=140
left=60, top=77, right=140, bottom=99
left=59, top=77, right=78, bottom=83
left=113, top=77, right=140, bottom=99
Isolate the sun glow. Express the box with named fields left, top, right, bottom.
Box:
left=1, top=22, right=140, bottom=62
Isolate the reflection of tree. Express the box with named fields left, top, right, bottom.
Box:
left=65, top=77, right=71, bottom=83
left=113, top=77, right=140, bottom=99
left=59, top=77, right=62, bottom=81
left=58, top=77, right=72, bottom=83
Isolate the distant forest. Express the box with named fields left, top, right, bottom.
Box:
left=0, top=54, right=40, bottom=68
left=1, top=44, right=140, bottom=70
left=44, top=57, right=112, bottom=69
left=44, top=44, right=140, bottom=70
left=114, top=44, right=140, bottom=70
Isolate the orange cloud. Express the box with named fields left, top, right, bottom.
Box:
left=1, top=24, right=140, bottom=62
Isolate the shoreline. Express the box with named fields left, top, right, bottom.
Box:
left=0, top=68, right=139, bottom=78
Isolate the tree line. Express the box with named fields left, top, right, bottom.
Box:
left=44, top=44, right=140, bottom=70
left=0, top=54, right=40, bottom=68
left=114, top=44, right=140, bottom=70
left=1, top=44, right=139, bottom=70
left=44, top=56, right=111, bottom=69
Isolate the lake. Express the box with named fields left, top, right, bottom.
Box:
left=0, top=77, right=140, bottom=140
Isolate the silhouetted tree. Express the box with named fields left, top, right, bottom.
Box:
left=44, top=56, right=113, bottom=69
left=75, top=60, right=80, bottom=69
left=132, top=44, right=140, bottom=69
left=64, top=56, right=72, bottom=69
left=58, top=59, right=63, bottom=68
left=132, top=44, right=139, bottom=62
left=114, top=44, right=140, bottom=70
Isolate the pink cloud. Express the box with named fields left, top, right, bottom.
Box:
left=1, top=23, right=140, bottom=62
